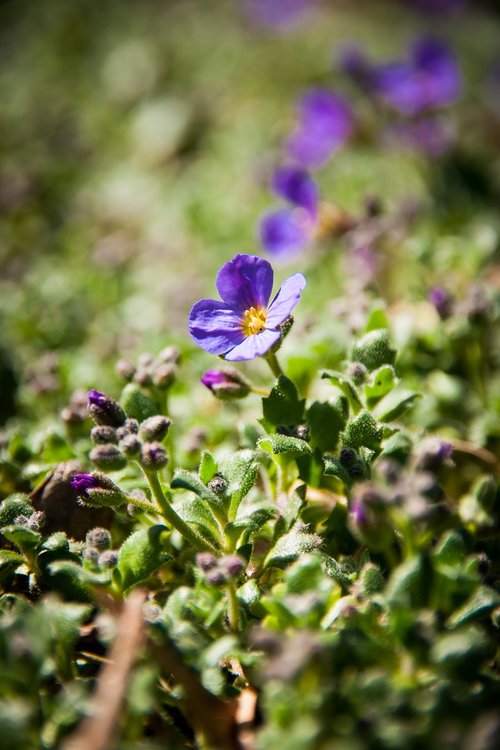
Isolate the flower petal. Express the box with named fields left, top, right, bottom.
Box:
left=260, top=208, right=312, bottom=259
left=271, top=166, right=319, bottom=215
left=224, top=329, right=281, bottom=361
left=216, top=254, right=274, bottom=312
left=265, top=272, right=307, bottom=328
left=287, top=89, right=353, bottom=169
left=189, top=298, right=245, bottom=356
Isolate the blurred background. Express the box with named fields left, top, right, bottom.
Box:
left=0, top=0, right=499, bottom=427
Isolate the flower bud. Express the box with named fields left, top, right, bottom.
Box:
left=27, top=510, right=45, bottom=532
left=349, top=484, right=393, bottom=551
left=86, top=527, right=112, bottom=551
left=71, top=472, right=126, bottom=508
left=196, top=552, right=218, bottom=572
left=201, top=367, right=251, bottom=400
left=119, top=434, right=142, bottom=458
left=157, top=346, right=181, bottom=365
left=152, top=363, right=176, bottom=389
left=90, top=444, right=128, bottom=471
left=139, top=415, right=171, bottom=442
left=91, top=425, right=118, bottom=445
left=83, top=547, right=100, bottom=564
left=140, top=442, right=169, bottom=471
left=98, top=550, right=118, bottom=568
left=414, top=439, right=453, bottom=472
left=116, top=418, right=140, bottom=440
left=88, top=389, right=126, bottom=427
left=205, top=568, right=227, bottom=587
left=207, top=475, right=228, bottom=496
left=219, top=555, right=245, bottom=579
left=115, top=359, right=136, bottom=382
left=133, top=367, right=153, bottom=387
left=346, top=362, right=368, bottom=385
left=428, top=287, right=453, bottom=320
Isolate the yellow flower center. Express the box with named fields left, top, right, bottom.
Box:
left=241, top=306, right=267, bottom=337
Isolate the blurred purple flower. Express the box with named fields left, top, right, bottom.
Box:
left=375, top=37, right=461, bottom=116
left=189, top=254, right=306, bottom=361
left=261, top=166, right=319, bottom=258
left=272, top=166, right=319, bottom=216
left=243, top=0, right=314, bottom=30
left=287, top=89, right=354, bottom=168
left=428, top=286, right=453, bottom=319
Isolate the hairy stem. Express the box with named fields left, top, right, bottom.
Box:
left=146, top=472, right=219, bottom=553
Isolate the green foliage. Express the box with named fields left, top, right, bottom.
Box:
left=115, top=525, right=170, bottom=593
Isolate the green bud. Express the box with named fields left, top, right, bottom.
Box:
left=140, top=442, right=169, bottom=471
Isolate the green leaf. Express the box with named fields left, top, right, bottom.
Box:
left=447, top=585, right=500, bottom=628
left=322, top=456, right=351, bottom=487
left=321, top=370, right=362, bottom=412
left=171, top=469, right=224, bottom=509
left=364, top=365, right=398, bottom=406
left=350, top=329, right=396, bottom=372
left=262, top=376, right=305, bottom=426
left=115, top=525, right=171, bottom=594
left=341, top=410, right=383, bottom=452
left=373, top=388, right=421, bottom=422
left=172, top=495, right=221, bottom=543
left=0, top=550, right=24, bottom=570
left=258, top=434, right=312, bottom=457
left=307, top=399, right=347, bottom=451
left=219, top=450, right=259, bottom=505
left=199, top=450, right=218, bottom=485
left=2, top=525, right=40, bottom=551
left=264, top=524, right=321, bottom=570
left=0, top=494, right=33, bottom=527
left=48, top=560, right=111, bottom=587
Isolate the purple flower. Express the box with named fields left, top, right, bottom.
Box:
left=189, top=254, right=306, bottom=361
left=87, top=389, right=126, bottom=427
left=287, top=89, right=353, bottom=169
left=71, top=473, right=98, bottom=498
left=375, top=37, right=461, bottom=116
left=243, top=0, right=315, bottom=30
left=428, top=286, right=454, bottom=319
left=271, top=166, right=319, bottom=216
left=261, top=166, right=319, bottom=258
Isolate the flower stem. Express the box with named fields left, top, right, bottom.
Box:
left=265, top=351, right=284, bottom=379
left=146, top=472, right=219, bottom=553
left=125, top=494, right=160, bottom=515
left=250, top=385, right=271, bottom=396
left=226, top=582, right=240, bottom=632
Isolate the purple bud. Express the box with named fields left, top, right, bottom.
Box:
left=140, top=442, right=169, bottom=470
left=196, top=552, right=218, bottom=571
left=98, top=550, right=118, bottom=569
left=88, top=389, right=126, bottom=427
left=219, top=555, right=245, bottom=579
left=71, top=473, right=99, bottom=498
left=139, top=415, right=171, bottom=442
left=428, top=286, right=453, bottom=319
left=201, top=367, right=251, bottom=400
left=86, top=527, right=112, bottom=551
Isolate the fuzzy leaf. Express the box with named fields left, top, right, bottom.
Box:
left=259, top=434, right=312, bottom=457
left=2, top=525, right=40, bottom=551
left=171, top=469, right=224, bottom=508
left=172, top=495, right=221, bottom=542
left=219, top=450, right=259, bottom=504
left=120, top=383, right=158, bottom=421
left=199, top=450, right=218, bottom=485
left=307, top=399, right=347, bottom=451
left=115, top=525, right=171, bottom=594
left=321, top=370, right=362, bottom=411
left=364, top=365, right=398, bottom=406
left=264, top=524, right=321, bottom=570
left=373, top=388, right=421, bottom=422
left=341, top=410, right=383, bottom=452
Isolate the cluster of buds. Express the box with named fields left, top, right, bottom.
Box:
left=83, top=526, right=118, bottom=569
left=71, top=472, right=126, bottom=508
left=14, top=510, right=45, bottom=532
left=195, top=552, right=245, bottom=586
left=87, top=390, right=171, bottom=473
left=115, top=346, right=180, bottom=391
